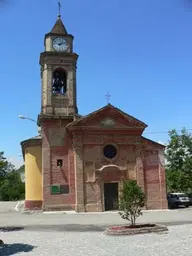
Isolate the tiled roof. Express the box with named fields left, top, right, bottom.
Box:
left=51, top=16, right=68, bottom=34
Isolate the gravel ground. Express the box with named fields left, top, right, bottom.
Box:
left=0, top=224, right=192, bottom=256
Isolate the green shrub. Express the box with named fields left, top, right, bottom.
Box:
left=119, top=180, right=145, bottom=226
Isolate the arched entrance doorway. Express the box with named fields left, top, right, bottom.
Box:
left=96, top=164, right=126, bottom=211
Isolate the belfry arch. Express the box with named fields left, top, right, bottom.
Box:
left=52, top=68, right=67, bottom=94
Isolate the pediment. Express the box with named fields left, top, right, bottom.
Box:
left=67, top=104, right=147, bottom=131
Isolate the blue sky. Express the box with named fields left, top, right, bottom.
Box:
left=1, top=0, right=192, bottom=167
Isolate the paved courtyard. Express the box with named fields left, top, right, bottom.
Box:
left=1, top=224, right=192, bottom=255
left=1, top=207, right=192, bottom=228
left=1, top=203, right=192, bottom=255
left=0, top=201, right=18, bottom=213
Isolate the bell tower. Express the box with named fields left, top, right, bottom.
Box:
left=39, top=13, right=78, bottom=116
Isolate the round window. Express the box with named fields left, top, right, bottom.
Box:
left=103, top=144, right=117, bottom=159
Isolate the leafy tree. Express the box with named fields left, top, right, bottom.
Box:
left=165, top=128, right=192, bottom=194
left=119, top=180, right=145, bottom=226
left=17, top=164, right=24, bottom=174
left=0, top=171, right=25, bottom=201
left=0, top=151, right=8, bottom=181
left=0, top=152, right=25, bottom=201
left=16, top=164, right=25, bottom=182
left=0, top=152, right=15, bottom=180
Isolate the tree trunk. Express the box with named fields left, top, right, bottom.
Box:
left=130, top=215, right=134, bottom=226
left=133, top=215, right=136, bottom=226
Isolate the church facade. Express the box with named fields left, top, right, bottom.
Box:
left=21, top=15, right=168, bottom=212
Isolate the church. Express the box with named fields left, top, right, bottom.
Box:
left=21, top=14, right=168, bottom=212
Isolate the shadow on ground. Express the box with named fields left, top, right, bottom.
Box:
left=0, top=227, right=24, bottom=232
left=0, top=243, right=36, bottom=255
left=23, top=221, right=192, bottom=232
left=25, top=224, right=106, bottom=232
left=1, top=221, right=192, bottom=234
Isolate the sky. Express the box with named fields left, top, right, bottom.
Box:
left=1, top=0, right=192, bottom=168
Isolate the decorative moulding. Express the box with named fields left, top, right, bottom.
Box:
left=100, top=118, right=116, bottom=128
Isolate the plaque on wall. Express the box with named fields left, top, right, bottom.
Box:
left=60, top=185, right=69, bottom=194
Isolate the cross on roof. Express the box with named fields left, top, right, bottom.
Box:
left=105, top=92, right=111, bottom=104
left=58, top=1, right=61, bottom=18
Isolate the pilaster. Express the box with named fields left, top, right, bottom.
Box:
left=136, top=147, right=145, bottom=192
left=95, top=179, right=103, bottom=212
left=47, top=64, right=53, bottom=106
left=73, top=134, right=85, bottom=212
left=42, top=146, right=52, bottom=209
left=158, top=149, right=168, bottom=209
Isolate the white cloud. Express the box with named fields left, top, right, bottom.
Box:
left=158, top=141, right=166, bottom=146
left=8, top=156, right=24, bottom=169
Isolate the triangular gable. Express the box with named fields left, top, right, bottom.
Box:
left=66, top=104, right=147, bottom=130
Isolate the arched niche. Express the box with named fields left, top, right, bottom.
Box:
left=52, top=68, right=67, bottom=94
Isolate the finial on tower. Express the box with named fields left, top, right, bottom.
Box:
left=57, top=1, right=61, bottom=19
left=50, top=1, right=68, bottom=35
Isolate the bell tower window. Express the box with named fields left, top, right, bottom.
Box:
left=52, top=69, right=67, bottom=94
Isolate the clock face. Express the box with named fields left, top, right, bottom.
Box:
left=52, top=37, right=68, bottom=52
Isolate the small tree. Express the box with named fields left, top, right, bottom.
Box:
left=119, top=180, right=145, bottom=226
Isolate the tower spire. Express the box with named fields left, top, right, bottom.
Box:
left=50, top=1, right=68, bottom=35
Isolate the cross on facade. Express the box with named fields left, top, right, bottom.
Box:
left=105, top=92, right=111, bottom=104
left=58, top=1, right=61, bottom=17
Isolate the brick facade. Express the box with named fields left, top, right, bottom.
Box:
left=39, top=105, right=168, bottom=212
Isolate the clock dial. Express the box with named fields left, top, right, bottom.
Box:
left=53, top=37, right=68, bottom=52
